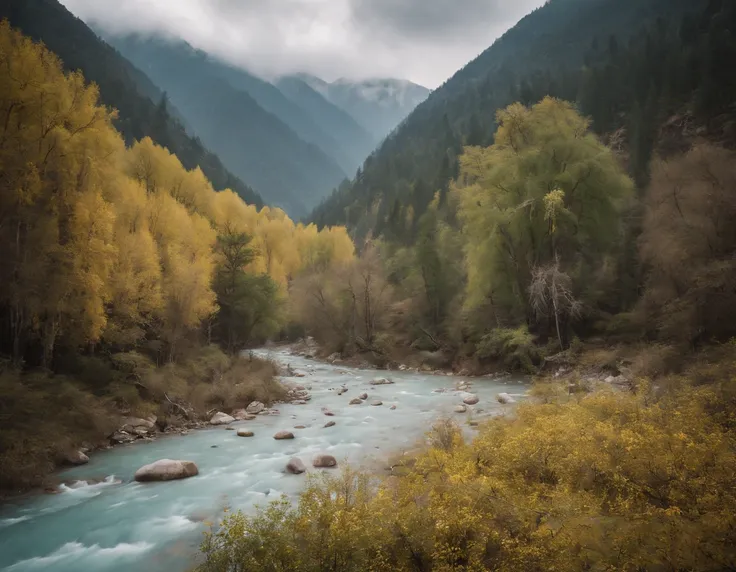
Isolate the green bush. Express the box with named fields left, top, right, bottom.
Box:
left=475, top=326, right=541, bottom=373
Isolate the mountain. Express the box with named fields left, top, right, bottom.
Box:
left=0, top=0, right=264, bottom=207
left=105, top=35, right=348, bottom=217
left=275, top=76, right=377, bottom=177
left=185, top=58, right=366, bottom=177
left=309, top=0, right=704, bottom=237
left=291, top=74, right=431, bottom=142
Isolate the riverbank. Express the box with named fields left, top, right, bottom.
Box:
left=197, top=342, right=736, bottom=572
left=0, top=346, right=286, bottom=498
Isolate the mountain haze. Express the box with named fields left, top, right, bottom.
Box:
left=106, top=35, right=348, bottom=217
left=293, top=74, right=431, bottom=141
left=275, top=75, right=378, bottom=177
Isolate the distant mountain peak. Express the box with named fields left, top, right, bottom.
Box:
left=282, top=73, right=430, bottom=141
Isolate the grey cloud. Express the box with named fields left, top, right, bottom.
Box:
left=350, top=0, right=531, bottom=39
left=59, top=0, right=546, bottom=88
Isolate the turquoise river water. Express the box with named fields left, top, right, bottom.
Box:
left=0, top=347, right=527, bottom=571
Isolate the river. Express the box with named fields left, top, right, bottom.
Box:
left=0, top=347, right=528, bottom=572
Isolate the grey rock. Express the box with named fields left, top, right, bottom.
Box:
left=134, top=459, right=198, bottom=482
left=312, top=454, right=337, bottom=468
left=496, top=393, right=516, bottom=404
left=120, top=417, right=155, bottom=433
left=246, top=401, right=266, bottom=414
left=210, top=412, right=235, bottom=425
left=66, top=450, right=89, bottom=465
left=286, top=457, right=307, bottom=474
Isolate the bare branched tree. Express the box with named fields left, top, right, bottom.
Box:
left=529, top=255, right=582, bottom=349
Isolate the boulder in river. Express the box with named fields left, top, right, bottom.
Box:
left=323, top=421, right=336, bottom=428
left=454, top=405, right=467, bottom=413
left=370, top=377, right=394, bottom=386
left=312, top=454, right=337, bottom=468
left=359, top=393, right=368, bottom=400
left=390, top=405, right=397, bottom=410
left=246, top=401, right=266, bottom=414
left=232, top=409, right=256, bottom=421
left=237, top=429, right=255, bottom=437
left=274, top=431, right=295, bottom=440
left=371, top=400, right=383, bottom=406
left=496, top=393, right=516, bottom=404
left=134, top=459, right=199, bottom=482
left=337, top=387, right=347, bottom=395
left=463, top=395, right=480, bottom=405
left=210, top=412, right=235, bottom=425
left=286, top=457, right=307, bottom=474
left=120, top=417, right=156, bottom=434
left=349, top=398, right=362, bottom=405
left=110, top=430, right=135, bottom=444
left=65, top=450, right=89, bottom=465
left=321, top=407, right=335, bottom=416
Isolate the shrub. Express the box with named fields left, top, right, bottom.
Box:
left=198, top=376, right=736, bottom=572
left=475, top=326, right=541, bottom=372
left=0, top=370, right=117, bottom=491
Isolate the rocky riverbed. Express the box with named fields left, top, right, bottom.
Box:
left=0, top=346, right=528, bottom=572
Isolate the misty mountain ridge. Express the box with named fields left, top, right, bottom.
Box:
left=289, top=73, right=431, bottom=140
left=105, top=33, right=350, bottom=217
left=101, top=30, right=429, bottom=214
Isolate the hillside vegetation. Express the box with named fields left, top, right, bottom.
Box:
left=0, top=22, right=354, bottom=492
left=311, top=0, right=726, bottom=238
left=293, top=0, right=736, bottom=371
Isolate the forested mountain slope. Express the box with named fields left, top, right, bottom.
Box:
left=0, top=0, right=264, bottom=207
left=275, top=75, right=377, bottom=176
left=107, top=36, right=348, bottom=217
left=310, top=0, right=703, bottom=237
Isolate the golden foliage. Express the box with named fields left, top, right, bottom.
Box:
left=0, top=21, right=355, bottom=362
left=199, top=371, right=736, bottom=571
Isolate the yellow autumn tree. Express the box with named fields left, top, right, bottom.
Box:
left=0, top=21, right=121, bottom=365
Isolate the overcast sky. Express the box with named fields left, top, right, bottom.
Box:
left=60, top=0, right=546, bottom=88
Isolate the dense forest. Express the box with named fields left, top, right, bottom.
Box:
left=0, top=22, right=355, bottom=491
left=197, top=2, right=736, bottom=568
left=0, top=0, right=264, bottom=207
left=311, top=0, right=731, bottom=238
